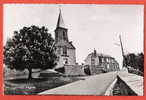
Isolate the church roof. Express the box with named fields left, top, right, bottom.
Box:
left=56, top=9, right=66, bottom=28
left=55, top=40, right=75, bottom=49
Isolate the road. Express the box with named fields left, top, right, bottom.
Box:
left=39, top=71, right=118, bottom=95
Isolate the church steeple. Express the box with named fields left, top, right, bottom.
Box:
left=55, top=9, right=68, bottom=42
left=56, top=9, right=66, bottom=28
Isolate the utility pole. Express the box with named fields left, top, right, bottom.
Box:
left=119, top=35, right=124, bottom=57
left=119, top=35, right=126, bottom=68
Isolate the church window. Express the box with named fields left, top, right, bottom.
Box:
left=63, top=31, right=66, bottom=40
left=57, top=56, right=60, bottom=61
left=63, top=58, right=68, bottom=65
left=57, top=48, right=61, bottom=54
left=63, top=46, right=67, bottom=55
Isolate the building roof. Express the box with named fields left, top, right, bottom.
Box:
left=84, top=52, right=117, bottom=63
left=89, top=52, right=112, bottom=58
left=56, top=9, right=66, bottom=28
left=55, top=40, right=75, bottom=49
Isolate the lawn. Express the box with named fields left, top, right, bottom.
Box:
left=4, top=76, right=81, bottom=95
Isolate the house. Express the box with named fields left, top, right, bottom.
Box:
left=84, top=49, right=119, bottom=75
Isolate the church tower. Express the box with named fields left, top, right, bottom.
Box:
left=54, top=9, right=76, bottom=69
left=55, top=9, right=68, bottom=42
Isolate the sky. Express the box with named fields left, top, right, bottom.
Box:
left=3, top=4, right=144, bottom=69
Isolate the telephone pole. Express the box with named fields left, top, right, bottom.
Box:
left=119, top=34, right=126, bottom=68
left=119, top=35, right=124, bottom=57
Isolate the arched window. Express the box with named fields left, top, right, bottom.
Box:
left=63, top=46, right=67, bottom=55
left=63, top=31, right=66, bottom=40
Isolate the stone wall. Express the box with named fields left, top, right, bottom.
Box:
left=64, top=65, right=85, bottom=76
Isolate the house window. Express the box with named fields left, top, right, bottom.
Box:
left=102, top=58, right=104, bottom=63
left=106, top=58, right=109, bottom=63
left=107, top=64, right=109, bottom=69
left=99, top=57, right=102, bottom=63
left=63, top=47, right=67, bottom=55
left=104, top=58, right=107, bottom=62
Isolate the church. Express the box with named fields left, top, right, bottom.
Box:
left=54, top=10, right=76, bottom=68
left=54, top=10, right=84, bottom=75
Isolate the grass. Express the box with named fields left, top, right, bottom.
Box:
left=4, top=76, right=81, bottom=95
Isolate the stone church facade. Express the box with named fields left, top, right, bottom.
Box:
left=54, top=10, right=77, bottom=74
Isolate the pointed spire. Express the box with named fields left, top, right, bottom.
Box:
left=56, top=9, right=66, bottom=28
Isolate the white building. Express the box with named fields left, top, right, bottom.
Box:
left=84, top=49, right=119, bottom=75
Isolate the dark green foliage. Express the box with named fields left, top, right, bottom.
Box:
left=124, top=53, right=144, bottom=73
left=4, top=25, right=57, bottom=79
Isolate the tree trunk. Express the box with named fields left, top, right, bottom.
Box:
left=28, top=68, right=32, bottom=79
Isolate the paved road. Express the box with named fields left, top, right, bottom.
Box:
left=39, top=71, right=118, bottom=95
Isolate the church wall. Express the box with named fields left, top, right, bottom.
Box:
left=55, top=47, right=76, bottom=69
left=67, top=48, right=76, bottom=65
left=55, top=55, right=64, bottom=69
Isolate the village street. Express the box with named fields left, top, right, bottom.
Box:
left=39, top=71, right=118, bottom=95
left=3, top=5, right=143, bottom=96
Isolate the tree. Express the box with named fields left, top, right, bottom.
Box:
left=4, top=25, right=57, bottom=79
left=124, top=53, right=144, bottom=73
left=136, top=53, right=144, bottom=73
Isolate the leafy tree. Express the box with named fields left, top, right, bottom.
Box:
left=4, top=25, right=57, bottom=79
left=136, top=53, right=144, bottom=73
left=124, top=53, right=144, bottom=73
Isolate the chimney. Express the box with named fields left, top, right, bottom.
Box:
left=94, top=49, right=97, bottom=56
